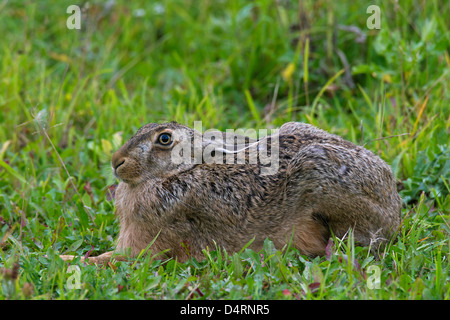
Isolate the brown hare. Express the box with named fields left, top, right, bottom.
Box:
left=60, top=121, right=401, bottom=264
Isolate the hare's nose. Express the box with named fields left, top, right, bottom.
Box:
left=112, top=154, right=126, bottom=171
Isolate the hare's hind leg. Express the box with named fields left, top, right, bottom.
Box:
left=291, top=215, right=330, bottom=257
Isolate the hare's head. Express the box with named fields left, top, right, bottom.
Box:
left=112, top=121, right=263, bottom=185
left=111, top=122, right=202, bottom=185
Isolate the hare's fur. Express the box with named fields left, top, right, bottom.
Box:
left=61, top=122, right=401, bottom=264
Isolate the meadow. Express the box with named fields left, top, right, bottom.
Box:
left=0, top=0, right=449, bottom=300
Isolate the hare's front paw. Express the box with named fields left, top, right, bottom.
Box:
left=59, top=254, right=86, bottom=263
left=59, top=252, right=127, bottom=265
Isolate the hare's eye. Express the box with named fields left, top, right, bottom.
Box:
left=158, top=133, right=172, bottom=145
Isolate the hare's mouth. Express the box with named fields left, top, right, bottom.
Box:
left=112, top=168, right=120, bottom=180
left=112, top=166, right=142, bottom=186
left=112, top=164, right=128, bottom=182
left=112, top=173, right=134, bottom=185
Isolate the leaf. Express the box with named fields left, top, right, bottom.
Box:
left=231, top=253, right=243, bottom=278
left=101, top=139, right=113, bottom=156
left=84, top=245, right=95, bottom=261
left=411, top=96, right=430, bottom=136
left=0, top=140, right=11, bottom=160
left=282, top=288, right=292, bottom=296
left=112, top=132, right=123, bottom=149
left=411, top=278, right=425, bottom=299
left=68, top=239, right=84, bottom=253
left=282, top=62, right=295, bottom=82
left=106, top=184, right=117, bottom=201
left=421, top=18, right=437, bottom=42
left=82, top=192, right=92, bottom=207
left=310, top=69, right=345, bottom=117
left=51, top=216, right=66, bottom=245
left=310, top=264, right=324, bottom=283
left=244, top=90, right=261, bottom=123
left=83, top=181, right=95, bottom=206
left=48, top=51, right=71, bottom=63
left=382, top=73, right=392, bottom=83
left=325, top=238, right=334, bottom=260
left=303, top=38, right=309, bottom=84
left=195, top=287, right=205, bottom=297
left=0, top=159, right=28, bottom=185
left=361, top=256, right=375, bottom=269
left=308, top=282, right=321, bottom=293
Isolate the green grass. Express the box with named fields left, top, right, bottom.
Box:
left=0, top=0, right=449, bottom=300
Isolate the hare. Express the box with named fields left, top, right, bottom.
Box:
left=60, top=121, right=401, bottom=264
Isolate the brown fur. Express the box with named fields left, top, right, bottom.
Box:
left=61, top=122, right=402, bottom=264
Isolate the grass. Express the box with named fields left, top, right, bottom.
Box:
left=0, top=0, right=449, bottom=300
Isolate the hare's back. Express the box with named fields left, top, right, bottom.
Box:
left=279, top=123, right=397, bottom=206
